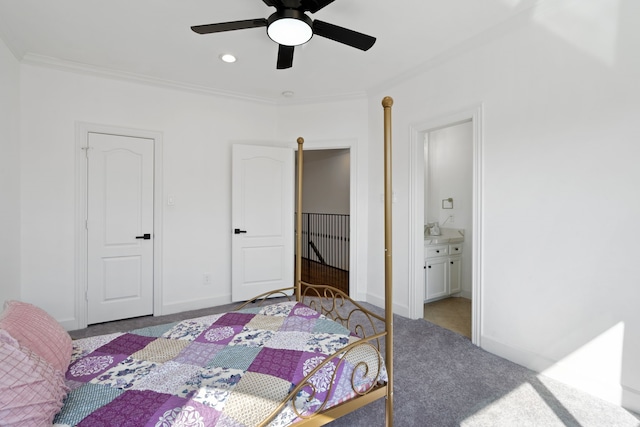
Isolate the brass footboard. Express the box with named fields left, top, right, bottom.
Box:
left=260, top=333, right=387, bottom=427
left=236, top=283, right=389, bottom=427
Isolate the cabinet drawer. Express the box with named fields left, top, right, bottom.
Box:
left=448, top=244, right=463, bottom=255
left=425, top=245, right=448, bottom=258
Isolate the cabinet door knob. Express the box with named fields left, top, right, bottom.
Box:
left=450, top=261, right=454, bottom=265
left=436, top=250, right=440, bottom=253
left=428, top=266, right=431, bottom=269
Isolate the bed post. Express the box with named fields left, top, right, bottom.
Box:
left=382, top=96, right=394, bottom=427
left=296, top=137, right=304, bottom=302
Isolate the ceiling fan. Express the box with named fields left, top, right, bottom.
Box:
left=191, top=0, right=376, bottom=69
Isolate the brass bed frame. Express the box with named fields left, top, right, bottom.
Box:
left=236, top=97, right=395, bottom=426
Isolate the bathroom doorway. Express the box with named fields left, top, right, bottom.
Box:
left=409, top=105, right=483, bottom=346
left=423, top=121, right=473, bottom=338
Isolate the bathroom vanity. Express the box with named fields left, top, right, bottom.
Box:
left=424, top=228, right=464, bottom=302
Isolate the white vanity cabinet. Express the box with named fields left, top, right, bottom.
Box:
left=425, top=243, right=463, bottom=302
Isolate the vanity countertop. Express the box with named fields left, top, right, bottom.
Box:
left=424, top=228, right=464, bottom=245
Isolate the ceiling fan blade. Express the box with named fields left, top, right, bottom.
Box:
left=262, top=0, right=281, bottom=7
left=302, top=0, right=336, bottom=13
left=313, top=20, right=376, bottom=51
left=277, top=45, right=294, bottom=69
left=191, top=18, right=267, bottom=34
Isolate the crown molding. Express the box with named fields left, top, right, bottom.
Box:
left=20, top=53, right=368, bottom=106
left=21, top=53, right=280, bottom=105
left=276, top=90, right=368, bottom=106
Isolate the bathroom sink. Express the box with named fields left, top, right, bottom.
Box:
left=424, top=228, right=464, bottom=245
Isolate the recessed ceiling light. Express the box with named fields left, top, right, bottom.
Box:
left=219, top=53, right=237, bottom=63
left=282, top=91, right=295, bottom=98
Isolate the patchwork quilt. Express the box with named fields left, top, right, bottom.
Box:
left=54, top=301, right=386, bottom=427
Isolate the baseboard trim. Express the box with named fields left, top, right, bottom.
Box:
left=482, top=335, right=640, bottom=414
left=366, top=292, right=410, bottom=318
left=161, top=295, right=232, bottom=317
left=622, top=386, right=640, bottom=415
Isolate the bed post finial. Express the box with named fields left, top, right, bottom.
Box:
left=382, top=96, right=394, bottom=108
left=296, top=137, right=304, bottom=302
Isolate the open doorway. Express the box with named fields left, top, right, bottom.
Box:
left=409, top=105, right=483, bottom=346
left=295, top=149, right=351, bottom=295
left=423, top=121, right=473, bottom=338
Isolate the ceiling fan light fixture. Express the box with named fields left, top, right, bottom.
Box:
left=267, top=10, right=313, bottom=46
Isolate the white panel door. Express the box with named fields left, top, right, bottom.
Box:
left=87, top=132, right=154, bottom=324
left=232, top=144, right=294, bottom=302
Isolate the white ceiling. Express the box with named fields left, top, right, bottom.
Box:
left=0, top=0, right=545, bottom=103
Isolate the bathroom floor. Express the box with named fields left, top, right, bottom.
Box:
left=424, top=297, right=472, bottom=339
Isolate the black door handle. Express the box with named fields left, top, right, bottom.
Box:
left=135, top=233, right=151, bottom=240
left=234, top=229, right=247, bottom=235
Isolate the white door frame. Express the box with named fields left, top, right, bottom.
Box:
left=409, top=105, right=483, bottom=346
left=75, top=122, right=163, bottom=329
left=294, top=139, right=360, bottom=299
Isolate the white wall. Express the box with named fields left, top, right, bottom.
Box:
left=367, top=0, right=640, bottom=412
left=302, top=149, right=350, bottom=214
left=426, top=122, right=473, bottom=296
left=0, top=37, right=21, bottom=304
left=19, top=64, right=278, bottom=326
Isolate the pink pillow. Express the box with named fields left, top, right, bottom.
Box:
left=0, top=300, right=72, bottom=373
left=0, top=330, right=69, bottom=426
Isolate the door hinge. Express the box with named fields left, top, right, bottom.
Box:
left=85, top=219, right=89, bottom=230
left=81, top=146, right=92, bottom=158
left=85, top=290, right=88, bottom=302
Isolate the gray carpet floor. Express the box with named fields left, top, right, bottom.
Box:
left=70, top=301, right=640, bottom=427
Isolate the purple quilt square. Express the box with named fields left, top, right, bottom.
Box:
left=66, top=351, right=128, bottom=382
left=248, top=347, right=303, bottom=382
left=280, top=315, right=317, bottom=333
left=292, top=352, right=346, bottom=403
left=95, top=333, right=156, bottom=356
left=146, top=395, right=190, bottom=427
left=195, top=324, right=242, bottom=345
left=174, top=342, right=225, bottom=366
left=213, top=312, right=256, bottom=328
left=78, top=389, right=171, bottom=427
left=290, top=303, right=321, bottom=319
